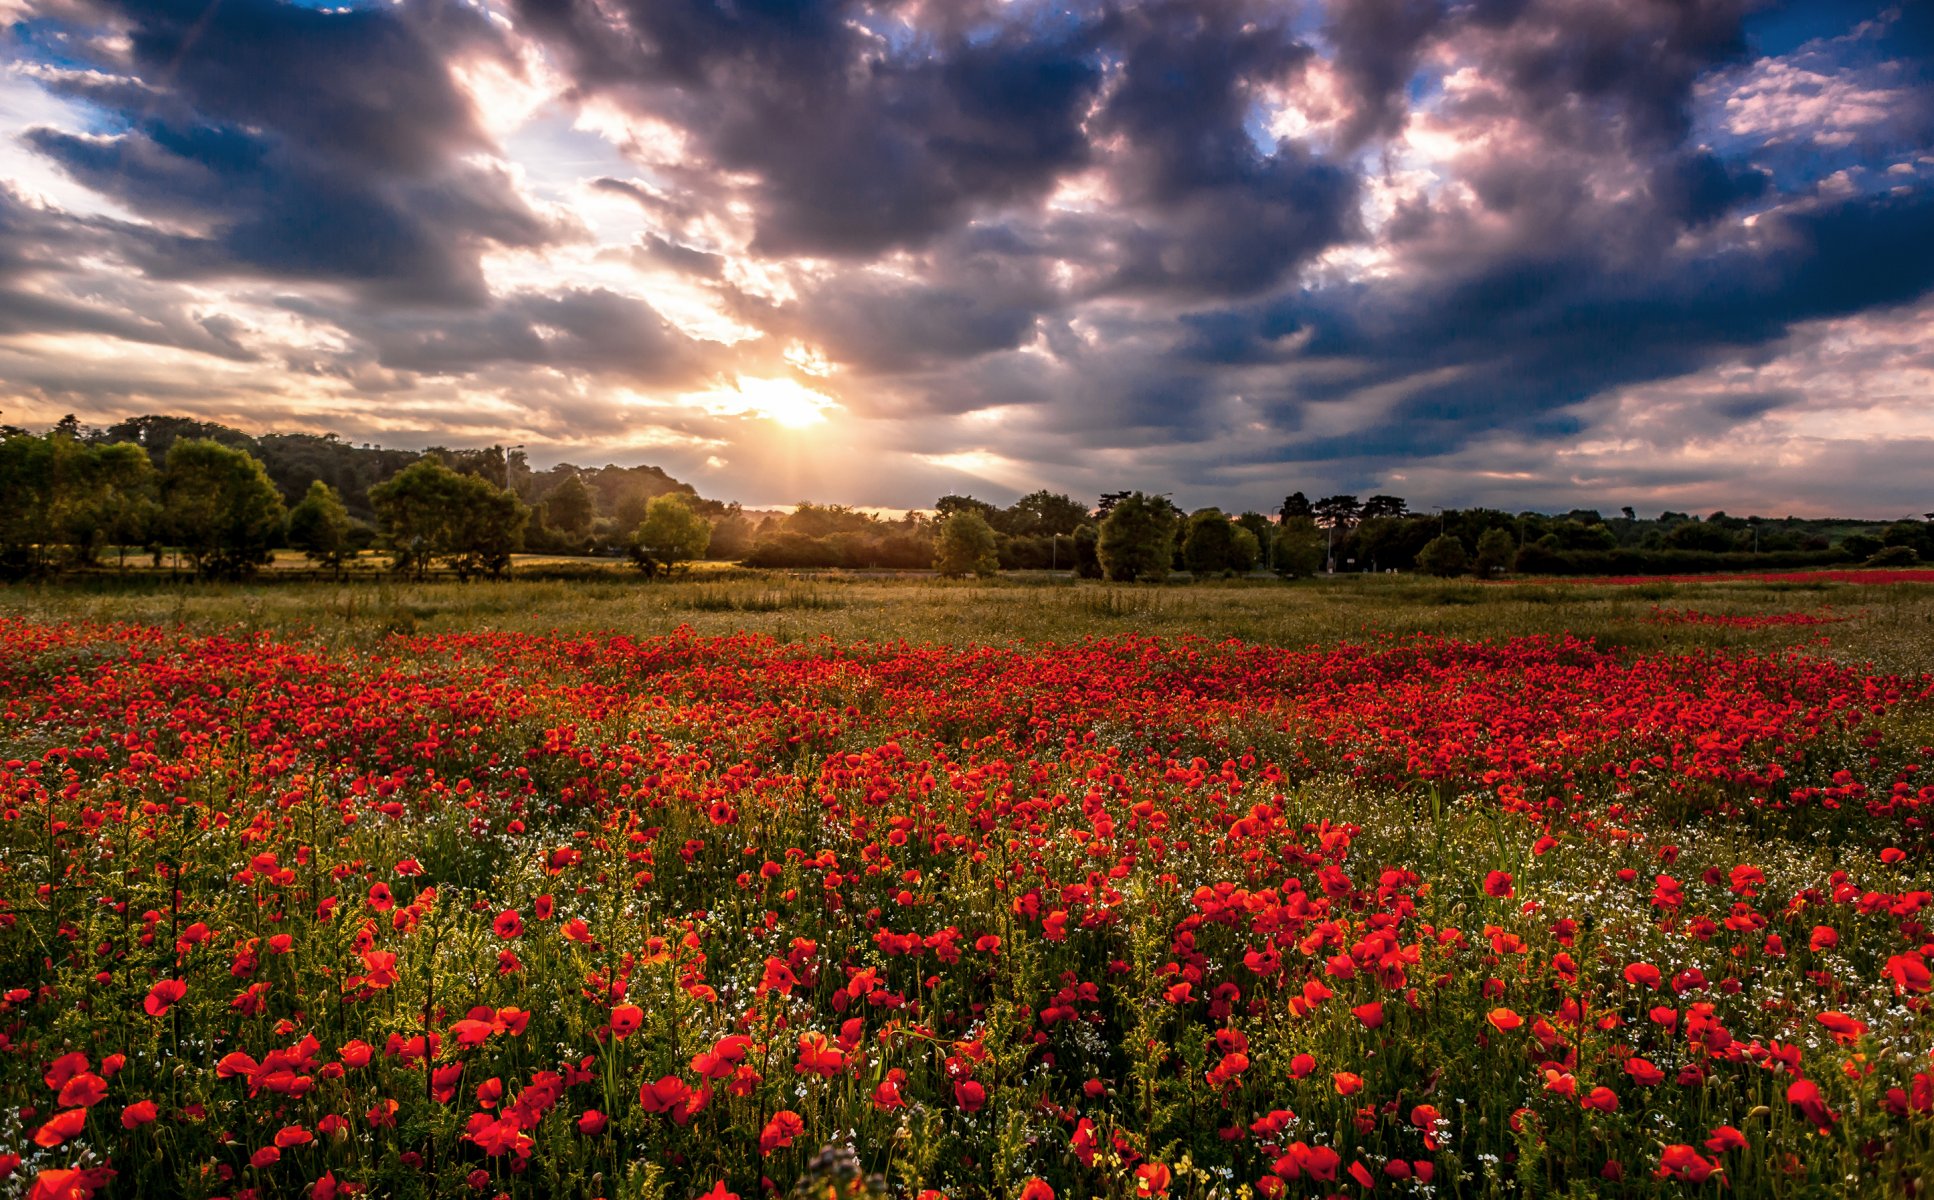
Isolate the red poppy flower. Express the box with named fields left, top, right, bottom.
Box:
left=32, top=1109, right=86, bottom=1148
left=143, top=979, right=186, bottom=1017
left=760, top=1110, right=805, bottom=1154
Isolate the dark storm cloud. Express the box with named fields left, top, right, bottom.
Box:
left=1083, top=0, right=1358, bottom=297
left=0, top=185, right=260, bottom=358
left=323, top=287, right=729, bottom=385
left=519, top=0, right=1106, bottom=257
left=1323, top=0, right=1448, bottom=149
left=21, top=0, right=555, bottom=304
left=1178, top=185, right=1934, bottom=463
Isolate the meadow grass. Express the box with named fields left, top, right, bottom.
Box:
left=4, top=570, right=1932, bottom=672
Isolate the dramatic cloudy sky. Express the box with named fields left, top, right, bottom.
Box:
left=2, top=0, right=1931, bottom=514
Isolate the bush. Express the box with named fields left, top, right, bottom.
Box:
left=1867, top=544, right=1920, bottom=567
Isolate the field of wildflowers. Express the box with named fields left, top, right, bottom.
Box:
left=2, top=604, right=1932, bottom=1199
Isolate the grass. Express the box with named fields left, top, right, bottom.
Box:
left=4, top=570, right=1933, bottom=673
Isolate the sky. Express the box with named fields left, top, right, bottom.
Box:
left=1, top=0, right=1931, bottom=517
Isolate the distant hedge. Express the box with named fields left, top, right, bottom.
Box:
left=1511, top=545, right=1853, bottom=576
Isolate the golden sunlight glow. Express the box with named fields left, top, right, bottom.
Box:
left=690, top=375, right=841, bottom=429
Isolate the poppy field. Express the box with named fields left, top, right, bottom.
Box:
left=2, top=601, right=1933, bottom=1199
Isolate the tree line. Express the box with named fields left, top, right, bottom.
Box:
left=3, top=415, right=1927, bottom=581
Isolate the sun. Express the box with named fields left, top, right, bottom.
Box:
left=694, top=375, right=841, bottom=429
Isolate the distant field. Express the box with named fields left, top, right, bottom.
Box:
left=4, top=568, right=1933, bottom=673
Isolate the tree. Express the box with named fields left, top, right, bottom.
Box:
left=1271, top=518, right=1324, bottom=578
left=1279, top=492, right=1313, bottom=522
left=1361, top=494, right=1408, bottom=519
left=1098, top=492, right=1177, bottom=582
left=369, top=459, right=452, bottom=579
left=1311, top=494, right=1362, bottom=530
left=933, top=509, right=999, bottom=577
left=1072, top=524, right=1102, bottom=578
left=286, top=480, right=354, bottom=576
left=630, top=493, right=712, bottom=577
left=542, top=473, right=597, bottom=542
left=1182, top=509, right=1239, bottom=577
left=1002, top=490, right=1090, bottom=537
left=1416, top=534, right=1468, bottom=577
left=370, top=457, right=529, bottom=580
left=161, top=439, right=286, bottom=579
left=88, top=442, right=158, bottom=570
left=1473, top=527, right=1515, bottom=579
left=1229, top=525, right=1260, bottom=574
left=444, top=474, right=529, bottom=580
left=934, top=494, right=1000, bottom=522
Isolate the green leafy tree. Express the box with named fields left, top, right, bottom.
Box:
left=1473, top=527, right=1515, bottom=579
left=933, top=509, right=999, bottom=578
left=1229, top=525, right=1260, bottom=574
left=87, top=442, right=158, bottom=570
left=1182, top=509, right=1239, bottom=577
left=1098, top=492, right=1177, bottom=582
left=542, top=473, right=597, bottom=542
left=1271, top=517, right=1324, bottom=578
left=0, top=431, right=59, bottom=575
left=370, top=457, right=528, bottom=580
left=287, top=480, right=355, bottom=576
left=630, top=493, right=712, bottom=577
left=162, top=439, right=286, bottom=579
left=1417, top=534, right=1469, bottom=577
left=443, top=473, right=528, bottom=580
left=1002, top=490, right=1091, bottom=537
left=1279, top=492, right=1313, bottom=522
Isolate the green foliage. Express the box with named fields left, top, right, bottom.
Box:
left=630, top=493, right=713, bottom=577
left=1098, top=492, right=1177, bottom=582
left=369, top=457, right=530, bottom=580
left=933, top=509, right=999, bottom=578
left=1181, top=509, right=1238, bottom=577
left=1474, top=526, right=1516, bottom=579
left=161, top=438, right=286, bottom=579
left=1072, top=524, right=1102, bottom=578
left=1271, top=517, right=1325, bottom=578
left=286, top=479, right=355, bottom=574
left=1417, top=533, right=1469, bottom=577
left=1229, top=524, right=1260, bottom=573
left=0, top=430, right=158, bottom=576
left=542, top=472, right=598, bottom=540
left=1664, top=519, right=1737, bottom=552
left=1868, top=544, right=1920, bottom=567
